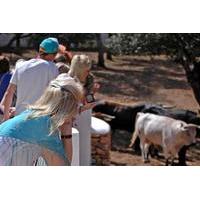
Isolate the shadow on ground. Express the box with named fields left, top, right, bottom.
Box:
left=93, top=57, right=190, bottom=101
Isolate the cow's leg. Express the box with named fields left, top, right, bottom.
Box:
left=165, top=159, right=169, bottom=166
left=178, top=146, right=188, bottom=166
left=167, top=147, right=178, bottom=166
left=163, top=147, right=170, bottom=166
left=140, top=141, right=145, bottom=162
left=133, top=137, right=141, bottom=154
left=140, top=141, right=150, bottom=163
left=171, top=157, right=176, bottom=166
left=165, top=156, right=174, bottom=166
left=144, top=143, right=150, bottom=163
left=149, top=145, right=160, bottom=158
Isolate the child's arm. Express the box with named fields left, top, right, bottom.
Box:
left=59, top=120, right=73, bottom=164
left=1, top=83, right=16, bottom=121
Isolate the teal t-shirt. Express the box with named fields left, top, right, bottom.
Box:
left=0, top=110, right=66, bottom=161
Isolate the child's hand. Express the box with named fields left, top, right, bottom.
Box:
left=58, top=44, right=66, bottom=54
left=80, top=102, right=97, bottom=113
left=92, top=83, right=100, bottom=93
left=9, top=107, right=16, bottom=118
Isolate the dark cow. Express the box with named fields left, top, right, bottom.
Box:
left=93, top=101, right=146, bottom=132
left=93, top=101, right=200, bottom=165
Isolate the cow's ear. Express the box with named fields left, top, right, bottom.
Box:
left=179, top=123, right=188, bottom=131
left=181, top=127, right=188, bottom=131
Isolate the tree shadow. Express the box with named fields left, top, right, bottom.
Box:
left=94, top=57, right=190, bottom=100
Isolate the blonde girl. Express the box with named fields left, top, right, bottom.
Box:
left=68, top=55, right=99, bottom=165
left=0, top=74, right=83, bottom=166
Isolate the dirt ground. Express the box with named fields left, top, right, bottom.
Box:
left=5, top=51, right=200, bottom=166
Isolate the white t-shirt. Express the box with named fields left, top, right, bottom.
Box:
left=10, top=58, right=59, bottom=114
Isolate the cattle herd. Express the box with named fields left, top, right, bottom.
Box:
left=93, top=101, right=200, bottom=166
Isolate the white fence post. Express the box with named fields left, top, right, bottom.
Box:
left=73, top=109, right=92, bottom=166
left=71, top=128, right=80, bottom=166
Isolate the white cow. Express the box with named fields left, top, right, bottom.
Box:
left=129, top=112, right=199, bottom=165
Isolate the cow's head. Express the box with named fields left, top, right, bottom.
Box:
left=180, top=123, right=200, bottom=145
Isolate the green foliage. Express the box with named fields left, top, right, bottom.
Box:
left=29, top=33, right=96, bottom=50
left=3, top=33, right=200, bottom=60
left=0, top=33, right=97, bottom=51
left=106, top=34, right=139, bottom=55
left=106, top=33, right=200, bottom=60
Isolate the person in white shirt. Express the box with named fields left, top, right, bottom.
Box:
left=1, top=37, right=59, bottom=121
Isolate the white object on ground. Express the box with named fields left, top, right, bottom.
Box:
left=91, top=116, right=111, bottom=135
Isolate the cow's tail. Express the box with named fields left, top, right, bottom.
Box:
left=129, top=112, right=141, bottom=148
left=129, top=130, right=139, bottom=148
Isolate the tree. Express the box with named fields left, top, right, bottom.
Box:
left=1, top=33, right=108, bottom=68
left=5, top=33, right=33, bottom=49
left=106, top=33, right=200, bottom=107
left=95, top=33, right=105, bottom=67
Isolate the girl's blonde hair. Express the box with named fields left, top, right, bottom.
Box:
left=68, top=55, right=91, bottom=83
left=28, top=73, right=83, bottom=134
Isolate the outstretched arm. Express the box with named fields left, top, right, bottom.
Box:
left=1, top=83, right=16, bottom=121
left=79, top=102, right=97, bottom=113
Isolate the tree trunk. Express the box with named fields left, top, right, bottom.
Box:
left=107, top=50, right=112, bottom=60
left=174, top=34, right=200, bottom=107
left=96, top=34, right=105, bottom=67
left=5, top=33, right=32, bottom=48
left=184, top=62, right=200, bottom=106
left=16, top=33, right=22, bottom=49
left=6, top=34, right=18, bottom=47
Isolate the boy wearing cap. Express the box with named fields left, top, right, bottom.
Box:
left=1, top=37, right=59, bottom=121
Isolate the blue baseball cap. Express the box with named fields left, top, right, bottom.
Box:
left=39, top=37, right=59, bottom=54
